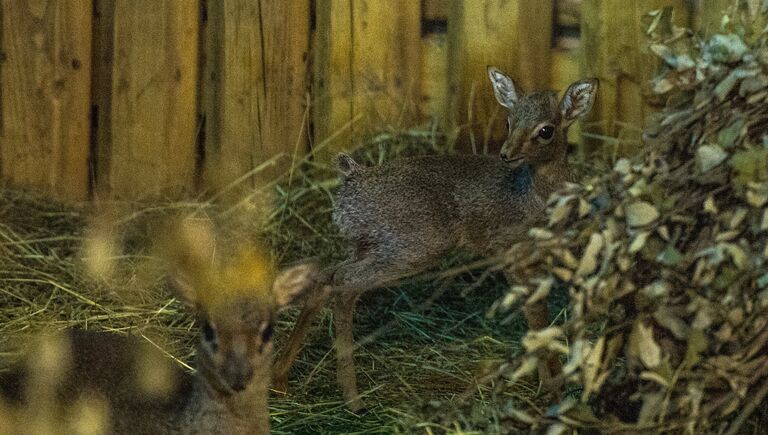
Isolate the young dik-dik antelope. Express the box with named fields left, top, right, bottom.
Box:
left=0, top=219, right=316, bottom=434
left=274, top=67, right=598, bottom=411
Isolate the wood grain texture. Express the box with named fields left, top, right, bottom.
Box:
left=420, top=33, right=448, bottom=127
left=103, top=0, right=198, bottom=199
left=555, top=0, right=582, bottom=27
left=313, top=0, right=421, bottom=160
left=551, top=48, right=582, bottom=148
left=423, top=0, right=449, bottom=22
left=91, top=0, right=114, bottom=199
left=351, top=0, right=421, bottom=133
left=691, top=0, right=731, bottom=33
left=447, top=0, right=553, bottom=154
left=313, top=0, right=354, bottom=158
left=0, top=0, right=92, bottom=201
left=581, top=0, right=689, bottom=154
left=202, top=0, right=310, bottom=196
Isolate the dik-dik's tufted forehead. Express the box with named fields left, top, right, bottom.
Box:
left=509, top=91, right=560, bottom=128
left=198, top=246, right=277, bottom=312
left=159, top=216, right=282, bottom=315
left=188, top=245, right=285, bottom=321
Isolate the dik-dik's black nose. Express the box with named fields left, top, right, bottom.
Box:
left=501, top=152, right=523, bottom=163
left=222, top=357, right=254, bottom=393
left=231, top=380, right=247, bottom=392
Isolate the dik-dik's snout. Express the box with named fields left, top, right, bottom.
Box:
left=500, top=144, right=523, bottom=162
left=500, top=130, right=526, bottom=163
left=221, top=351, right=255, bottom=393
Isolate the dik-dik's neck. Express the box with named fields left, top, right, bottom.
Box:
left=532, top=160, right=574, bottom=198
left=192, top=367, right=271, bottom=434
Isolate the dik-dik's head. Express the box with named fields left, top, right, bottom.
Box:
left=488, top=67, right=598, bottom=168
left=164, top=218, right=316, bottom=397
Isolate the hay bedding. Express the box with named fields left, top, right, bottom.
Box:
left=0, top=131, right=531, bottom=433
left=486, top=5, right=768, bottom=434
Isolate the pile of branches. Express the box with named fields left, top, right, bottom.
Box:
left=495, top=4, right=768, bottom=433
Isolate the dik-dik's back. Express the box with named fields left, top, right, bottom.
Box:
left=334, top=154, right=543, bottom=256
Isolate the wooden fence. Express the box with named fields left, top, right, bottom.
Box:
left=0, top=0, right=731, bottom=202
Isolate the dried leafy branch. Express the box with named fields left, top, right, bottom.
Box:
left=494, top=4, right=768, bottom=434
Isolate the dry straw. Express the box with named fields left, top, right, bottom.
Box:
left=0, top=127, right=531, bottom=433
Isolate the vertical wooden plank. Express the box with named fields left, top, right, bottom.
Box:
left=423, top=0, right=449, bottom=21
left=313, top=0, right=421, bottom=161
left=420, top=33, right=448, bottom=126
left=551, top=48, right=582, bottom=145
left=555, top=0, right=582, bottom=27
left=103, top=0, right=198, bottom=199
left=447, top=0, right=554, bottom=154
left=517, top=1, right=555, bottom=92
left=92, top=0, right=114, bottom=198
left=203, top=0, right=310, bottom=196
left=0, top=0, right=92, bottom=202
left=580, top=0, right=689, bottom=155
left=351, top=1, right=421, bottom=133
left=691, top=0, right=731, bottom=33
left=313, top=0, right=353, bottom=157
left=259, top=0, right=310, bottom=181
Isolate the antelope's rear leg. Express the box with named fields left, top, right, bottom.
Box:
left=523, top=299, right=563, bottom=395
left=331, top=255, right=419, bottom=413
left=333, top=289, right=367, bottom=413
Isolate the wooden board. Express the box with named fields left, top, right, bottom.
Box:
left=691, top=0, right=731, bottom=33
left=446, top=0, right=554, bottom=154
left=0, top=0, right=92, bottom=202
left=91, top=0, right=114, bottom=199
left=99, top=0, right=199, bottom=199
left=420, top=33, right=448, bottom=127
left=581, top=0, right=689, bottom=155
left=551, top=48, right=583, bottom=148
left=313, top=0, right=421, bottom=161
left=202, top=0, right=310, bottom=197
left=555, top=0, right=582, bottom=27
left=423, top=0, right=449, bottom=22
left=313, top=0, right=354, bottom=158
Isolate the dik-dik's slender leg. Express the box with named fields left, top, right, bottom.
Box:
left=503, top=270, right=562, bottom=395
left=333, top=289, right=366, bottom=412
left=273, top=285, right=332, bottom=392
left=523, top=299, right=563, bottom=394
left=329, top=254, right=422, bottom=412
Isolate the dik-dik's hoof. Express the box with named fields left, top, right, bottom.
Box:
left=272, top=376, right=289, bottom=395
left=345, top=397, right=369, bottom=415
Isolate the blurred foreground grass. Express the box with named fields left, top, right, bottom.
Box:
left=0, top=130, right=561, bottom=434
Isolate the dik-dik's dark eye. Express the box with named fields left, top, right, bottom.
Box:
left=538, top=125, right=555, bottom=141
left=260, top=323, right=274, bottom=343
left=202, top=320, right=217, bottom=349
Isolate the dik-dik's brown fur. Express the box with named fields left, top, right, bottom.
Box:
left=274, top=67, right=598, bottom=412
left=0, top=219, right=317, bottom=434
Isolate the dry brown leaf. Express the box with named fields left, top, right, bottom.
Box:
left=576, top=233, right=604, bottom=277
left=631, top=322, right=662, bottom=369
left=626, top=201, right=660, bottom=227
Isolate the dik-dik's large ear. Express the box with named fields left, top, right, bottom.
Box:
left=488, top=66, right=520, bottom=109
left=559, top=78, right=599, bottom=127
left=272, top=262, right=318, bottom=308
left=163, top=216, right=217, bottom=309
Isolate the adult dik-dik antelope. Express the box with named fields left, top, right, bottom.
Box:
left=274, top=67, right=598, bottom=412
